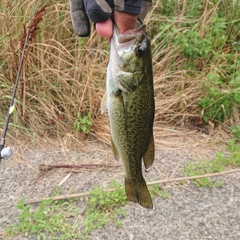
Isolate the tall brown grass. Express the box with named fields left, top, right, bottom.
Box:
left=0, top=0, right=239, bottom=148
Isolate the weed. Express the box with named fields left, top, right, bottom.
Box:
left=198, top=66, right=240, bottom=123
left=149, top=185, right=170, bottom=199
left=150, top=0, right=240, bottom=126
left=3, top=179, right=172, bottom=239
left=0, top=0, right=239, bottom=142
left=175, top=30, right=213, bottom=59
left=5, top=224, right=15, bottom=238
left=5, top=181, right=128, bottom=239
left=179, top=180, right=186, bottom=185
left=74, top=112, right=92, bottom=134
left=183, top=140, right=240, bottom=187
left=227, top=140, right=240, bottom=166
left=83, top=181, right=127, bottom=236
left=230, top=125, right=240, bottom=140
left=6, top=198, right=82, bottom=239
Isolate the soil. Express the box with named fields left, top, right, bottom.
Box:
left=0, top=134, right=239, bottom=240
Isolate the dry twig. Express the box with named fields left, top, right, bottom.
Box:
left=38, top=163, right=122, bottom=172
left=57, top=172, right=73, bottom=187
left=25, top=168, right=240, bottom=205
left=31, top=163, right=121, bottom=184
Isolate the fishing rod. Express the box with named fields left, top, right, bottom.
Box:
left=0, top=0, right=38, bottom=161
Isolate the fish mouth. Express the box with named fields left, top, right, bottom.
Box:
left=110, top=23, right=146, bottom=71
left=108, top=23, right=147, bottom=92
left=116, top=24, right=146, bottom=43
left=112, top=21, right=146, bottom=49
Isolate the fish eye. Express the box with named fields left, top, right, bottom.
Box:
left=135, top=44, right=147, bottom=58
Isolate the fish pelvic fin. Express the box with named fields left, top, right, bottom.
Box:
left=143, top=134, right=155, bottom=170
left=125, top=177, right=153, bottom=209
left=111, top=137, right=120, bottom=161
left=101, top=91, right=108, bottom=114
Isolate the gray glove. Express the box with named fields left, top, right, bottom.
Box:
left=69, top=0, right=152, bottom=37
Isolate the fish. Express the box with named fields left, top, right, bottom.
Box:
left=101, top=23, right=155, bottom=209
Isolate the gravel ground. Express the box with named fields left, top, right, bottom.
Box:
left=0, top=138, right=239, bottom=240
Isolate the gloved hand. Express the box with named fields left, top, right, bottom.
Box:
left=69, top=0, right=152, bottom=37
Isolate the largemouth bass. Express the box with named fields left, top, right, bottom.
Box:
left=101, top=23, right=155, bottom=209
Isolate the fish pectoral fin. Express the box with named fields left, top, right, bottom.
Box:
left=110, top=91, right=124, bottom=115
left=143, top=134, right=155, bottom=170
left=116, top=73, right=140, bottom=93
left=111, top=137, right=120, bottom=161
left=101, top=91, right=108, bottom=114
left=125, top=177, right=153, bottom=209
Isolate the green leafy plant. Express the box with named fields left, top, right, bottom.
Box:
left=74, top=112, right=92, bottom=134
left=5, top=182, right=128, bottom=240
left=149, top=185, right=170, bottom=199
left=6, top=198, right=81, bottom=239
left=83, top=181, right=127, bottom=236
left=5, top=224, right=15, bottom=238
left=230, top=125, right=240, bottom=140
left=183, top=140, right=240, bottom=187
left=6, top=180, right=172, bottom=240
left=198, top=67, right=240, bottom=123
left=175, top=30, right=213, bottom=59
left=150, top=2, right=239, bottom=125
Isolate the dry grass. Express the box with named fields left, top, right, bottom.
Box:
left=1, top=0, right=108, bottom=139
left=0, top=0, right=239, bottom=151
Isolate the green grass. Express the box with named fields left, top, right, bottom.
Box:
left=5, top=182, right=128, bottom=239
left=83, top=181, right=128, bottom=237
left=6, top=198, right=82, bottom=239
left=5, top=180, right=172, bottom=239
left=183, top=140, right=240, bottom=187
left=230, top=125, right=240, bottom=140
left=149, top=185, right=171, bottom=199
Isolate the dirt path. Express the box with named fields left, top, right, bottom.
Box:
left=0, top=138, right=239, bottom=240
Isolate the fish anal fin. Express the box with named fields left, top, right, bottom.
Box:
left=111, top=137, right=120, bottom=161
left=101, top=91, right=108, bottom=114
left=125, top=178, right=153, bottom=209
left=143, top=134, right=155, bottom=170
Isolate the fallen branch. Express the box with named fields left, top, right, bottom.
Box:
left=31, top=163, right=122, bottom=184
left=24, top=168, right=240, bottom=205
left=146, top=168, right=240, bottom=186
left=39, top=163, right=122, bottom=172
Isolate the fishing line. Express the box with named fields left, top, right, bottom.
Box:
left=0, top=0, right=38, bottom=161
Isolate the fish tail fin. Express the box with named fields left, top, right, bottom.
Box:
left=125, top=177, right=153, bottom=209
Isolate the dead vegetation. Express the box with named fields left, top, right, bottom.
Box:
left=0, top=0, right=239, bottom=150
